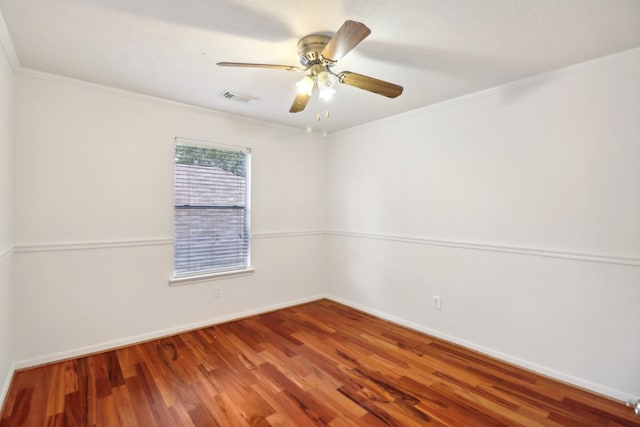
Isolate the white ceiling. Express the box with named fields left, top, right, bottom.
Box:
left=1, top=0, right=640, bottom=134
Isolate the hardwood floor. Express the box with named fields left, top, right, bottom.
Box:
left=1, top=299, right=638, bottom=426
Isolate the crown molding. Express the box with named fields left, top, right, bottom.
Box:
left=0, top=9, right=19, bottom=71
left=13, top=66, right=315, bottom=137
left=334, top=46, right=640, bottom=136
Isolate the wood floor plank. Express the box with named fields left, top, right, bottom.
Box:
left=2, top=299, right=639, bottom=426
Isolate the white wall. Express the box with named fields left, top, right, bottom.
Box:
left=0, top=23, right=14, bottom=406
left=326, top=49, right=640, bottom=401
left=11, top=73, right=327, bottom=365
left=4, top=37, right=639, bottom=407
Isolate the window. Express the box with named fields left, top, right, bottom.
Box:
left=173, top=138, right=251, bottom=280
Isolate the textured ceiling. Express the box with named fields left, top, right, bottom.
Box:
left=1, top=0, right=640, bottom=133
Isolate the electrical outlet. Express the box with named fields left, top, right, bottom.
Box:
left=214, top=287, right=222, bottom=299
left=433, top=296, right=441, bottom=310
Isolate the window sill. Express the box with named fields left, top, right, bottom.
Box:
left=169, top=267, right=255, bottom=286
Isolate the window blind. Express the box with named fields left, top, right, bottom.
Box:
left=174, top=141, right=250, bottom=276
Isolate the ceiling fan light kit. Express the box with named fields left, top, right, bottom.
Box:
left=296, top=76, right=315, bottom=96
left=317, top=71, right=337, bottom=88
left=217, top=20, right=404, bottom=115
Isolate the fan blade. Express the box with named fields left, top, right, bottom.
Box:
left=217, top=62, right=306, bottom=72
left=289, top=89, right=314, bottom=113
left=321, top=20, right=371, bottom=62
left=338, top=71, right=403, bottom=98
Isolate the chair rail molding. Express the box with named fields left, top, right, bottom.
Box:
left=326, top=230, right=640, bottom=267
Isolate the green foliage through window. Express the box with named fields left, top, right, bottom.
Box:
left=175, top=145, right=245, bottom=176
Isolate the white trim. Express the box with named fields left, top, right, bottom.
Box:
left=175, top=137, right=251, bottom=153
left=8, top=292, right=639, bottom=404
left=15, top=67, right=307, bottom=133
left=13, top=238, right=173, bottom=253
left=173, top=140, right=253, bottom=281
left=0, top=247, right=12, bottom=264
left=169, top=267, right=255, bottom=286
left=334, top=46, right=640, bottom=136
left=0, top=9, right=19, bottom=72
left=10, top=230, right=639, bottom=267
left=245, top=154, right=252, bottom=267
left=13, top=294, right=325, bottom=370
left=3, top=29, right=637, bottom=138
left=11, top=232, right=325, bottom=253
left=327, top=230, right=640, bottom=267
left=253, top=230, right=325, bottom=239
left=326, top=295, right=639, bottom=404
left=0, top=362, right=16, bottom=414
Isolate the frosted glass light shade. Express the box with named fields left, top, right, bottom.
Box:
left=296, top=76, right=314, bottom=95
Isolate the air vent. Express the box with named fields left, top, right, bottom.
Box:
left=219, top=90, right=260, bottom=104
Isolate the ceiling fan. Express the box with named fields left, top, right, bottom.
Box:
left=217, top=20, right=403, bottom=113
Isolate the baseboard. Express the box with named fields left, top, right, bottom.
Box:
left=0, top=361, right=16, bottom=416
left=10, top=293, right=637, bottom=407
left=326, top=295, right=638, bottom=405
left=13, top=294, right=326, bottom=370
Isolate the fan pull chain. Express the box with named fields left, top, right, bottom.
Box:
left=316, top=110, right=331, bottom=121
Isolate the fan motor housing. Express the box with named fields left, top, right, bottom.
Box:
left=297, top=35, right=331, bottom=66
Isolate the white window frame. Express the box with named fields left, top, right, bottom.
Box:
left=170, top=137, right=253, bottom=286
